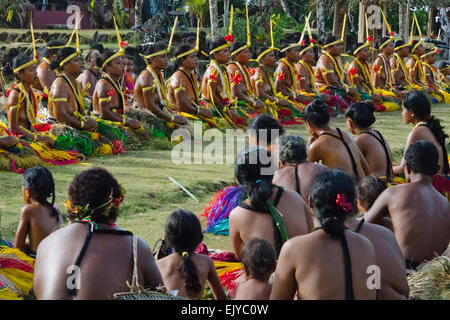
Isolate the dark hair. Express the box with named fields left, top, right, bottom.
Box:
left=235, top=147, right=282, bottom=255
left=257, top=46, right=269, bottom=59
left=357, top=175, right=387, bottom=211
left=230, top=41, right=247, bottom=57
left=165, top=209, right=203, bottom=298
left=209, top=38, right=228, bottom=59
left=23, top=166, right=60, bottom=221
left=96, top=49, right=117, bottom=70
left=49, top=47, right=77, bottom=71
left=345, top=101, right=376, bottom=129
left=241, top=238, right=276, bottom=280
left=279, top=134, right=307, bottom=164
left=376, top=37, right=391, bottom=50
left=144, top=41, right=167, bottom=57
left=404, top=141, right=440, bottom=176
left=249, top=115, right=284, bottom=146
left=394, top=39, right=408, bottom=49
left=44, top=40, right=66, bottom=58
left=310, top=170, right=356, bottom=238
left=303, top=98, right=330, bottom=127
left=349, top=43, right=364, bottom=56
left=403, top=91, right=449, bottom=174
left=411, top=40, right=421, bottom=53
left=422, top=49, right=435, bottom=59
left=3, top=54, right=33, bottom=79
left=439, top=61, right=449, bottom=70
left=174, top=44, right=195, bottom=69
left=323, top=35, right=339, bottom=47
left=235, top=147, right=275, bottom=212
left=68, top=167, right=122, bottom=223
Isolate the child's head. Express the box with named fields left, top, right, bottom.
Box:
left=165, top=209, right=203, bottom=298
left=357, top=175, right=387, bottom=213
left=124, top=55, right=134, bottom=73
left=241, top=238, right=276, bottom=281
left=22, top=166, right=59, bottom=219
left=22, top=166, right=55, bottom=205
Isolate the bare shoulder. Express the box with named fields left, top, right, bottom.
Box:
left=169, top=70, right=184, bottom=88
left=227, top=63, right=238, bottom=73
left=282, top=188, right=307, bottom=205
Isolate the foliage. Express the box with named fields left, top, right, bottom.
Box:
left=0, top=0, right=21, bottom=28
left=186, top=0, right=209, bottom=27
left=113, top=0, right=130, bottom=28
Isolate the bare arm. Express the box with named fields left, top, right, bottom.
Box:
left=7, top=91, right=34, bottom=139
left=96, top=80, right=123, bottom=123
left=138, top=238, right=165, bottom=290
left=207, top=257, right=228, bottom=300
left=364, top=189, right=391, bottom=225
left=229, top=210, right=244, bottom=261
left=13, top=207, right=31, bottom=252
left=393, top=128, right=427, bottom=175
left=306, top=141, right=321, bottom=164
left=270, top=241, right=297, bottom=300
left=170, top=73, right=196, bottom=114
left=275, top=64, right=295, bottom=100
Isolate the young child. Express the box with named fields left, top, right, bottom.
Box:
left=233, top=237, right=276, bottom=300
left=156, top=209, right=227, bottom=300
left=14, top=166, right=63, bottom=257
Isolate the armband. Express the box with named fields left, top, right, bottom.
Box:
left=80, top=120, right=85, bottom=129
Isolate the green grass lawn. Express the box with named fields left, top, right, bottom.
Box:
left=0, top=104, right=449, bottom=253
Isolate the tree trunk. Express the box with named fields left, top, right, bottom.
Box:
left=209, top=0, right=220, bottom=40
left=223, top=0, right=229, bottom=32
left=358, top=2, right=365, bottom=43
left=280, top=0, right=295, bottom=21
left=317, top=0, right=326, bottom=36
left=427, top=6, right=438, bottom=37
left=399, top=2, right=406, bottom=41
left=135, top=0, right=143, bottom=26
left=382, top=2, right=387, bottom=37
left=405, top=1, right=410, bottom=41
left=332, top=0, right=345, bottom=37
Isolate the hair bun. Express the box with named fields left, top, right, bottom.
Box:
left=322, top=216, right=344, bottom=239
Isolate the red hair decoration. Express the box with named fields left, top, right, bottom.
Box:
left=310, top=38, right=316, bottom=44
left=367, top=36, right=374, bottom=43
left=107, top=89, right=116, bottom=96
left=434, top=48, right=439, bottom=54
left=277, top=72, right=285, bottom=82
left=301, top=39, right=306, bottom=47
left=336, top=193, right=353, bottom=212
left=389, top=31, right=395, bottom=36
left=231, top=73, right=243, bottom=85
left=222, top=97, right=230, bottom=106
left=120, top=41, right=128, bottom=48
left=224, top=34, right=234, bottom=43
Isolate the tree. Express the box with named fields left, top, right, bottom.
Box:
left=135, top=0, right=143, bottom=26
left=209, top=0, right=220, bottom=40
left=186, top=0, right=208, bottom=27
left=280, top=0, right=295, bottom=21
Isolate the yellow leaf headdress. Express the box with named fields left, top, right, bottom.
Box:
left=230, top=3, right=251, bottom=57
left=141, top=16, right=178, bottom=60
left=13, top=16, right=38, bottom=74
left=257, top=18, right=279, bottom=62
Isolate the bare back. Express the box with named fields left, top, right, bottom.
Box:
left=229, top=187, right=313, bottom=260
left=308, top=128, right=366, bottom=180
left=356, top=130, right=393, bottom=178
left=271, top=230, right=377, bottom=300
left=345, top=218, right=408, bottom=300
left=272, top=163, right=330, bottom=202
left=366, top=182, right=450, bottom=263
left=33, top=223, right=163, bottom=300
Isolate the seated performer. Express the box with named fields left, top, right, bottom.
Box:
left=229, top=147, right=313, bottom=260
left=134, top=42, right=188, bottom=135
left=92, top=50, right=141, bottom=129
left=272, top=133, right=330, bottom=203
left=201, top=38, right=244, bottom=127
left=33, top=167, right=164, bottom=299
left=394, top=90, right=449, bottom=176
left=167, top=22, right=213, bottom=124
left=421, top=48, right=450, bottom=104
left=228, top=41, right=265, bottom=111
left=155, top=209, right=227, bottom=300
left=406, top=40, right=434, bottom=94
left=37, top=40, right=65, bottom=95
left=276, top=44, right=308, bottom=104
left=14, top=166, right=63, bottom=257
left=372, top=37, right=401, bottom=98
left=365, top=141, right=450, bottom=270
left=5, top=54, right=54, bottom=146
left=227, top=5, right=265, bottom=112
left=390, top=40, right=411, bottom=90
left=343, top=183, right=408, bottom=300
left=316, top=35, right=359, bottom=108
left=77, top=48, right=101, bottom=98
left=48, top=47, right=98, bottom=131
left=304, top=99, right=369, bottom=180
left=345, top=102, right=394, bottom=179
left=438, top=61, right=449, bottom=89
left=251, top=46, right=291, bottom=119
left=270, top=170, right=377, bottom=300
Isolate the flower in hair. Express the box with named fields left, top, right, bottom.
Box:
left=367, top=36, right=374, bottom=43
left=224, top=34, right=234, bottom=43
left=120, top=41, right=128, bottom=48
left=348, top=68, right=357, bottom=77
left=310, top=38, right=316, bottom=44
left=434, top=48, right=439, bottom=54
left=277, top=72, right=285, bottom=82
left=301, top=39, right=306, bottom=47
left=389, top=31, right=395, bottom=37
left=107, top=89, right=116, bottom=96
left=35, top=54, right=39, bottom=60
left=336, top=193, right=353, bottom=212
